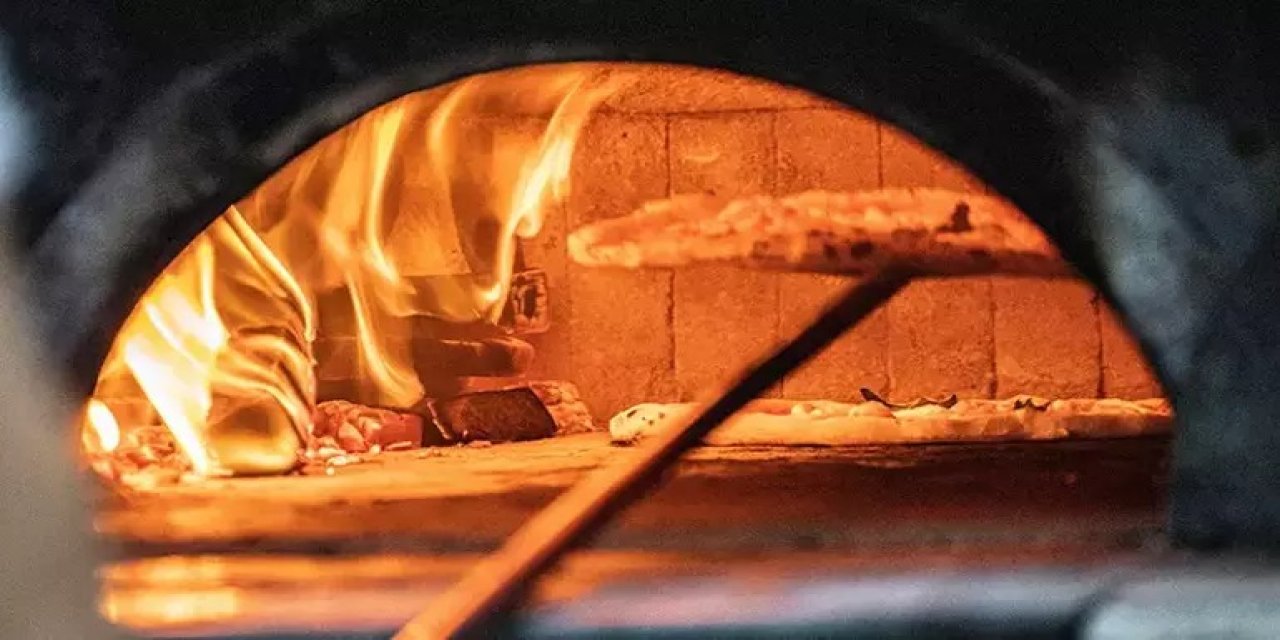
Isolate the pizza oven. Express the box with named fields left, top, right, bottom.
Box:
left=4, top=2, right=1280, bottom=638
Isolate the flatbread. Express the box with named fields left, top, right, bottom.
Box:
left=569, top=189, right=1073, bottom=277
left=608, top=397, right=1172, bottom=446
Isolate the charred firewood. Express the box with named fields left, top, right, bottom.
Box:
left=314, top=381, right=590, bottom=454
left=463, top=379, right=597, bottom=435
left=423, top=387, right=558, bottom=444
left=523, top=380, right=595, bottom=435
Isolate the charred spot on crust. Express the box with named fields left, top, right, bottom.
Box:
left=891, top=228, right=924, bottom=243
left=822, top=242, right=839, bottom=261
left=807, top=229, right=839, bottom=245
left=625, top=408, right=638, bottom=418
left=936, top=202, right=973, bottom=233
left=848, top=241, right=875, bottom=258
left=1013, top=397, right=1051, bottom=411
left=967, top=248, right=995, bottom=264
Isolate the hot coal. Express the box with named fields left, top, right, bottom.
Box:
left=312, top=400, right=426, bottom=452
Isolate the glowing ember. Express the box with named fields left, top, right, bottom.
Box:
left=87, top=65, right=618, bottom=480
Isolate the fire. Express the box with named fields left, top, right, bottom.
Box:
left=87, top=65, right=619, bottom=480
left=84, top=399, right=120, bottom=453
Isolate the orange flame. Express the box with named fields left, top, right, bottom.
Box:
left=86, top=65, right=617, bottom=479
left=84, top=399, right=121, bottom=453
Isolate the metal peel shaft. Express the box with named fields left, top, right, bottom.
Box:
left=394, top=271, right=912, bottom=639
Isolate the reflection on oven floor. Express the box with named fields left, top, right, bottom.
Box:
left=101, top=434, right=1168, bottom=636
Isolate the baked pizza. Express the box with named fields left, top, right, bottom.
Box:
left=568, top=188, right=1073, bottom=277
left=609, top=396, right=1172, bottom=446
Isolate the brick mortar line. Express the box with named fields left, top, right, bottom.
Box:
left=1094, top=294, right=1105, bottom=398
left=875, top=121, right=901, bottom=399
left=661, top=115, right=677, bottom=399
left=987, top=276, right=998, bottom=399
left=767, top=111, right=789, bottom=397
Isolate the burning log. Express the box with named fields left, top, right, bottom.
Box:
left=423, top=387, right=558, bottom=444
left=523, top=380, right=595, bottom=435
left=421, top=382, right=597, bottom=444
left=312, top=381, right=594, bottom=454
left=93, top=382, right=593, bottom=483
left=411, top=336, right=535, bottom=378
left=567, top=188, right=1074, bottom=278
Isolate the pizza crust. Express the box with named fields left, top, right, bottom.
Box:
left=608, top=397, right=1172, bottom=446
left=569, top=189, right=1074, bottom=278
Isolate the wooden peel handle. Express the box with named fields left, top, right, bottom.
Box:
left=394, top=270, right=912, bottom=639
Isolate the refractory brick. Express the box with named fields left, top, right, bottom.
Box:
left=779, top=273, right=890, bottom=401
left=993, top=277, right=1100, bottom=398
left=887, top=278, right=995, bottom=400
left=1100, top=303, right=1164, bottom=398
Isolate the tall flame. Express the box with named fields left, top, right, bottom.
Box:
left=87, top=65, right=618, bottom=478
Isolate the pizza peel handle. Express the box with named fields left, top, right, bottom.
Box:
left=393, top=270, right=913, bottom=639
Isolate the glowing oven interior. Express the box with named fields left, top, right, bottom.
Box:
left=81, top=63, right=1170, bottom=635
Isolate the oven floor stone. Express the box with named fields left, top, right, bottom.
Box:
left=98, top=433, right=1168, bottom=557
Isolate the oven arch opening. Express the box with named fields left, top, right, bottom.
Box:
left=76, top=61, right=1192, bottom=637
left=25, top=2, right=1280, bottom=562
left=79, top=60, right=1170, bottom=474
